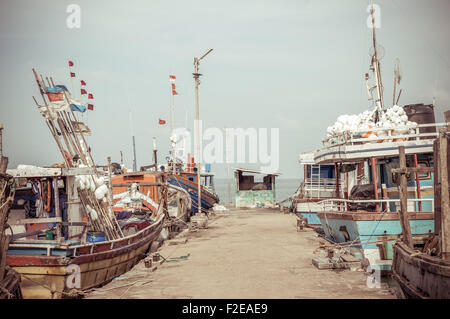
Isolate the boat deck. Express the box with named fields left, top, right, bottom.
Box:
left=86, top=208, right=395, bottom=299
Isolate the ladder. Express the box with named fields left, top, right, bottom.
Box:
left=309, top=165, right=321, bottom=198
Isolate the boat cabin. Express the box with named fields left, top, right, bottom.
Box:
left=234, top=168, right=280, bottom=208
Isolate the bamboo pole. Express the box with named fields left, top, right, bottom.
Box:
left=398, top=146, right=413, bottom=248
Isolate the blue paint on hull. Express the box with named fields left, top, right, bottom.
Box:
left=319, top=215, right=434, bottom=271
left=167, top=177, right=218, bottom=214
left=299, top=212, right=322, bottom=227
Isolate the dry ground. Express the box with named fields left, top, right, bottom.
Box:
left=86, top=209, right=396, bottom=299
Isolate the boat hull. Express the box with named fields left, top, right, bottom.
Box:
left=295, top=200, right=328, bottom=227
left=7, top=215, right=163, bottom=298
left=392, top=241, right=450, bottom=299
left=318, top=211, right=434, bottom=272
left=168, top=176, right=218, bottom=213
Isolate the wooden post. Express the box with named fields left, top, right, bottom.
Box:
left=0, top=123, right=3, bottom=159
left=371, top=157, right=380, bottom=212
left=439, top=128, right=450, bottom=260
left=398, top=146, right=413, bottom=248
left=107, top=156, right=113, bottom=202
left=413, top=154, right=422, bottom=212
left=53, top=177, right=62, bottom=240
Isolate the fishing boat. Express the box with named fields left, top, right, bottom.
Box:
left=0, top=150, right=22, bottom=299
left=167, top=160, right=219, bottom=214
left=290, top=152, right=340, bottom=228
left=3, top=68, right=167, bottom=298
left=391, top=115, right=450, bottom=298
left=310, top=7, right=448, bottom=273
left=112, top=169, right=191, bottom=235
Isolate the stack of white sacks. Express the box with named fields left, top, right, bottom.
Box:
left=75, top=172, right=113, bottom=221
left=326, top=105, right=418, bottom=143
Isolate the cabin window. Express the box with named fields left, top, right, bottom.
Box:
left=188, top=177, right=195, bottom=182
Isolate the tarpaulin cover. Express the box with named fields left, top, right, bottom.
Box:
left=70, top=104, right=86, bottom=113
left=348, top=184, right=376, bottom=211
left=46, top=86, right=63, bottom=93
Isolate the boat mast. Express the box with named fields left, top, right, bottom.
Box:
left=369, top=3, right=385, bottom=121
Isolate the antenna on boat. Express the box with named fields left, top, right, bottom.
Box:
left=369, top=2, right=385, bottom=122
left=193, top=48, right=213, bottom=215
left=393, top=58, right=402, bottom=105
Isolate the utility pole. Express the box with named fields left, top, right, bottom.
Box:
left=193, top=48, right=213, bottom=215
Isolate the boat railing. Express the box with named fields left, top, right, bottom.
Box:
left=322, top=122, right=449, bottom=147
left=318, top=197, right=434, bottom=212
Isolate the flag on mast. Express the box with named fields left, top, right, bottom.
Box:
left=68, top=61, right=74, bottom=67
left=159, top=119, right=166, bottom=125
left=80, top=80, right=86, bottom=86
left=170, top=75, right=178, bottom=95
left=81, top=88, right=87, bottom=95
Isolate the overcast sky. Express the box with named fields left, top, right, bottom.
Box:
left=0, top=0, right=449, bottom=179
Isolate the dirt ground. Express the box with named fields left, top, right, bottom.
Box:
left=85, top=209, right=396, bottom=299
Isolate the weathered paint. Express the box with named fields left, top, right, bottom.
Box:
left=235, top=190, right=275, bottom=208
left=318, top=211, right=434, bottom=271
left=6, top=213, right=164, bottom=298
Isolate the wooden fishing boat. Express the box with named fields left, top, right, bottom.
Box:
left=392, top=117, right=450, bottom=298
left=0, top=152, right=22, bottom=299
left=5, top=166, right=166, bottom=299
left=168, top=170, right=219, bottom=213
left=308, top=8, right=449, bottom=273
left=3, top=68, right=168, bottom=298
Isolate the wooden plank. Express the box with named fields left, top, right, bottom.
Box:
left=398, top=146, right=413, bottom=248
left=391, top=167, right=434, bottom=174
left=434, top=138, right=441, bottom=235
left=9, top=217, right=62, bottom=225
left=439, top=129, right=450, bottom=260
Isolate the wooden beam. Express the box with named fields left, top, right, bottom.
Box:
left=9, top=217, right=62, bottom=226
left=371, top=157, right=380, bottom=212
left=398, top=146, right=413, bottom=248
left=391, top=167, right=434, bottom=174
left=439, top=128, right=450, bottom=260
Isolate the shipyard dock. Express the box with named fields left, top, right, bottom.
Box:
left=86, top=209, right=395, bottom=299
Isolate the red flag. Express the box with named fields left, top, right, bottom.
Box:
left=172, top=90, right=178, bottom=95
left=159, top=119, right=166, bottom=125
left=88, top=93, right=93, bottom=99
left=169, top=75, right=176, bottom=80
left=81, top=89, right=87, bottom=95
left=171, top=83, right=176, bottom=90
left=88, top=104, right=94, bottom=110
left=68, top=61, right=74, bottom=67
left=70, top=72, right=75, bottom=78
left=80, top=80, right=86, bottom=86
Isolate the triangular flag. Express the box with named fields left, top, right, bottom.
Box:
left=81, top=89, right=87, bottom=95
left=80, top=80, right=86, bottom=86
left=70, top=72, right=75, bottom=78
left=68, top=61, right=74, bottom=67
left=159, top=119, right=166, bottom=125
left=88, top=93, right=94, bottom=99
left=88, top=104, right=94, bottom=111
